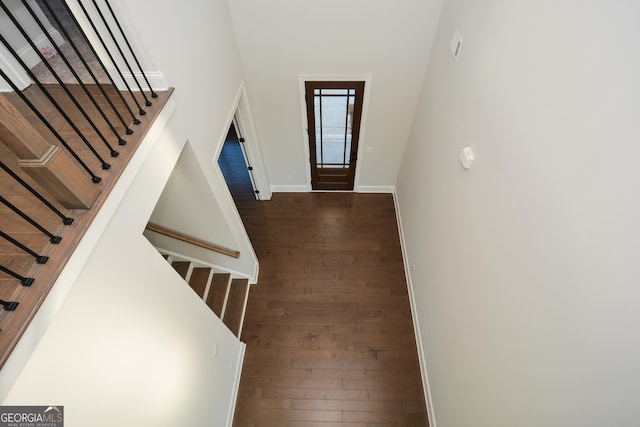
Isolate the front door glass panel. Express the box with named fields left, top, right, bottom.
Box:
left=313, top=88, right=356, bottom=169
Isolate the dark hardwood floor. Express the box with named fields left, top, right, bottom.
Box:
left=229, top=177, right=428, bottom=424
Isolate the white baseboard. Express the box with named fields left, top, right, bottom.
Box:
left=392, top=190, right=437, bottom=427
left=270, top=184, right=310, bottom=193
left=356, top=185, right=395, bottom=193
left=227, top=343, right=246, bottom=427
left=17, top=29, right=65, bottom=70
left=0, top=54, right=30, bottom=92
left=0, top=29, right=65, bottom=92
left=120, top=71, right=168, bottom=92
left=271, top=185, right=396, bottom=194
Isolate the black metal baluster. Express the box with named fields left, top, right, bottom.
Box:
left=0, top=231, right=49, bottom=264
left=0, top=68, right=102, bottom=183
left=0, top=197, right=62, bottom=244
left=0, top=38, right=113, bottom=171
left=43, top=0, right=134, bottom=135
left=0, top=1, right=119, bottom=159
left=0, top=51, right=111, bottom=171
left=91, top=0, right=150, bottom=107
left=21, top=0, right=127, bottom=146
left=0, top=265, right=34, bottom=287
left=77, top=0, right=146, bottom=116
left=63, top=0, right=140, bottom=126
left=103, top=0, right=157, bottom=100
left=0, top=162, right=74, bottom=225
left=0, top=300, right=19, bottom=312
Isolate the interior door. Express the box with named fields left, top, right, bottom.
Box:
left=305, top=81, right=365, bottom=190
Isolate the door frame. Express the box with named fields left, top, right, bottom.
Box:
left=298, top=74, right=372, bottom=191
left=231, top=83, right=272, bottom=200
left=230, top=114, right=260, bottom=199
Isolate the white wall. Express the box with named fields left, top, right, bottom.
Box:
left=149, top=143, right=233, bottom=249
left=227, top=0, right=444, bottom=191
left=147, top=142, right=257, bottom=280
left=396, top=1, right=640, bottom=426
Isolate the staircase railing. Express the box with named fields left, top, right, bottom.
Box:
left=145, top=223, right=241, bottom=259
left=0, top=0, right=169, bottom=366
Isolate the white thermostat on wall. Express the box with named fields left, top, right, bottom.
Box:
left=460, top=147, right=475, bottom=170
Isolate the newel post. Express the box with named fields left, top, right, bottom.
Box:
left=0, top=95, right=99, bottom=209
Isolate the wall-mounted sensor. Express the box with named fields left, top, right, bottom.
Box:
left=460, top=147, right=475, bottom=169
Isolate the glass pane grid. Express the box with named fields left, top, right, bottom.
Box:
left=314, top=92, right=353, bottom=168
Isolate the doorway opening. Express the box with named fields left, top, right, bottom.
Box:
left=304, top=80, right=365, bottom=190
left=218, top=118, right=260, bottom=205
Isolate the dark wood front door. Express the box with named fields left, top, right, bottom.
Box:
left=305, top=81, right=365, bottom=190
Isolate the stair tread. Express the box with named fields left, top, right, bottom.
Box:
left=206, top=273, right=230, bottom=317
left=223, top=278, right=249, bottom=338
left=171, top=261, right=189, bottom=279
left=189, top=267, right=210, bottom=298
left=166, top=258, right=248, bottom=338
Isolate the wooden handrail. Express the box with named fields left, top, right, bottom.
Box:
left=145, top=223, right=240, bottom=259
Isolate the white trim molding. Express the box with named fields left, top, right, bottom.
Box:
left=392, top=189, right=437, bottom=427
left=356, top=185, right=395, bottom=193
left=227, top=343, right=246, bottom=427
left=233, top=83, right=272, bottom=201
left=121, top=71, right=168, bottom=92
left=0, top=28, right=65, bottom=92
left=271, top=184, right=310, bottom=193
left=17, top=29, right=65, bottom=70
left=0, top=51, right=29, bottom=92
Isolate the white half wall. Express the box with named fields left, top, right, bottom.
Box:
left=396, top=1, right=640, bottom=426
left=227, top=0, right=444, bottom=190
